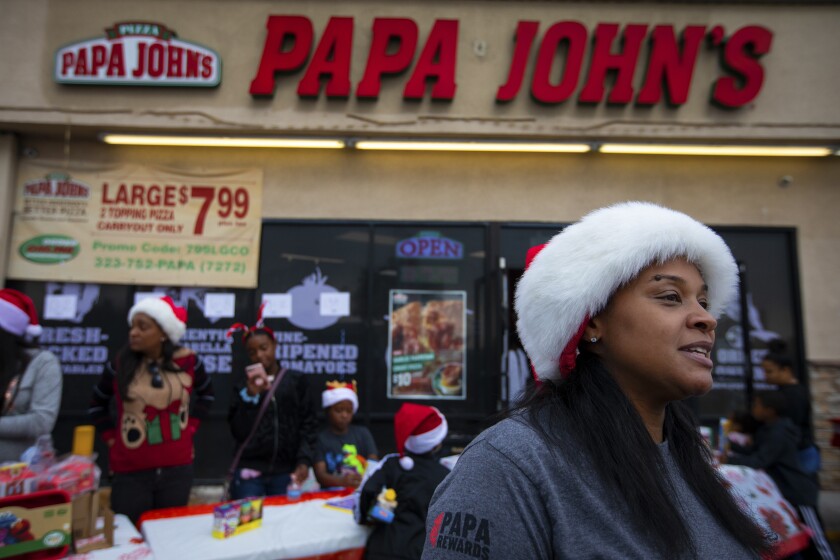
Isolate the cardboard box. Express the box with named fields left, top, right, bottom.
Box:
left=212, top=497, right=263, bottom=539
left=0, top=490, right=71, bottom=559
left=71, top=489, right=114, bottom=554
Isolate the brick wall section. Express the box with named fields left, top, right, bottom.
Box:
left=811, top=362, right=840, bottom=490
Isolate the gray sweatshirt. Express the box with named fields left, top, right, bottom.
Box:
left=0, top=350, right=63, bottom=462
left=422, top=416, right=757, bottom=560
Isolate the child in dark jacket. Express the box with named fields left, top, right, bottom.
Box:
left=727, top=391, right=834, bottom=560
left=356, top=403, right=451, bottom=560
left=227, top=321, right=318, bottom=499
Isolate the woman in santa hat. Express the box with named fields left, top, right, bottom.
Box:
left=423, top=202, right=771, bottom=559
left=357, top=403, right=450, bottom=560
left=89, top=295, right=214, bottom=525
left=0, top=288, right=62, bottom=462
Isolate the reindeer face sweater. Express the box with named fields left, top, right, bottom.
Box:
left=89, top=351, right=214, bottom=473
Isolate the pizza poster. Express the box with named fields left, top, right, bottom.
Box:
left=387, top=289, right=466, bottom=400
left=7, top=163, right=263, bottom=288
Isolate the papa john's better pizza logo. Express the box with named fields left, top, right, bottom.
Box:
left=19, top=235, right=80, bottom=264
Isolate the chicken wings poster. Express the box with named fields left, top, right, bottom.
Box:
left=387, top=290, right=466, bottom=400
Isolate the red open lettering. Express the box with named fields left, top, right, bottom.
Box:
left=712, top=25, right=773, bottom=108
left=531, top=21, right=587, bottom=104
left=357, top=18, right=419, bottom=98
left=249, top=16, right=314, bottom=96
left=496, top=21, right=539, bottom=102
left=579, top=23, right=648, bottom=104
left=403, top=19, right=458, bottom=99
left=297, top=17, right=353, bottom=97
left=637, top=25, right=706, bottom=106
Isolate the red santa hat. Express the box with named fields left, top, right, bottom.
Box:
left=515, top=201, right=738, bottom=382
left=128, top=295, right=187, bottom=343
left=0, top=288, right=43, bottom=338
left=395, top=403, right=448, bottom=470
left=322, top=380, right=359, bottom=414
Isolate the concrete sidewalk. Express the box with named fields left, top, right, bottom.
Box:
left=820, top=491, right=840, bottom=556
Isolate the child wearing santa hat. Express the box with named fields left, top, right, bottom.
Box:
left=88, top=294, right=214, bottom=525
left=0, top=288, right=63, bottom=462
left=423, top=202, right=771, bottom=559
left=313, top=380, right=378, bottom=489
left=357, top=403, right=450, bottom=560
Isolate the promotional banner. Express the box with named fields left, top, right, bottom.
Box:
left=387, top=289, right=466, bottom=400
left=8, top=163, right=262, bottom=287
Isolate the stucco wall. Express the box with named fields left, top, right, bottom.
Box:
left=1, top=2, right=839, bottom=361
left=15, top=135, right=840, bottom=362
left=0, top=135, right=18, bottom=283
left=0, top=0, right=838, bottom=141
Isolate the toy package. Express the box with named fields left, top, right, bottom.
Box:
left=0, top=463, right=37, bottom=497
left=0, top=454, right=100, bottom=500
left=0, top=490, right=72, bottom=559
left=212, top=497, right=264, bottom=539
left=34, top=455, right=99, bottom=498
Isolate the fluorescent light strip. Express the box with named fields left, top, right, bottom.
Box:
left=101, top=134, right=345, bottom=149
left=354, top=140, right=591, bottom=153
left=599, top=144, right=832, bottom=157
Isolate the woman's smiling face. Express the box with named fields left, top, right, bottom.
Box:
left=589, top=258, right=718, bottom=408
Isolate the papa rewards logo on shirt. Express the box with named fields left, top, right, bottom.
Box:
left=429, top=511, right=490, bottom=559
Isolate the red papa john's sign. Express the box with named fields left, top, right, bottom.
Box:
left=249, top=16, right=772, bottom=108
left=55, top=22, right=221, bottom=86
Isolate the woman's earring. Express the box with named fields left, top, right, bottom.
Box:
left=590, top=337, right=598, bottom=343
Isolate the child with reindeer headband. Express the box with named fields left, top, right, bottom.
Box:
left=226, top=304, right=318, bottom=499
left=314, top=380, right=378, bottom=489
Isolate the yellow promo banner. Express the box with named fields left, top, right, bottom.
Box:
left=7, top=163, right=263, bottom=288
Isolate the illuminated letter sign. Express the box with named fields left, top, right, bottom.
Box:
left=396, top=232, right=464, bottom=260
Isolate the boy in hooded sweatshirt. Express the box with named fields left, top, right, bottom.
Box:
left=727, top=390, right=834, bottom=560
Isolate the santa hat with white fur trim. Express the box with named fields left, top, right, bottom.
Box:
left=515, top=201, right=738, bottom=382
left=322, top=380, right=359, bottom=414
left=128, top=295, right=187, bottom=344
left=0, top=288, right=43, bottom=339
left=395, top=403, right=448, bottom=470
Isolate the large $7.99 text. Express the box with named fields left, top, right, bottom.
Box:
left=100, top=183, right=250, bottom=235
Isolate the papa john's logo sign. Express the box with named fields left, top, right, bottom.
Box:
left=55, top=22, right=221, bottom=86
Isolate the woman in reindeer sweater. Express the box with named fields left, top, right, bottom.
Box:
left=89, top=295, right=214, bottom=525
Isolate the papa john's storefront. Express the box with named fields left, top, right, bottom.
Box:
left=1, top=0, right=839, bottom=486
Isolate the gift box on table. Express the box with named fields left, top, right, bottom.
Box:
left=0, top=489, right=72, bottom=559
left=212, top=497, right=264, bottom=539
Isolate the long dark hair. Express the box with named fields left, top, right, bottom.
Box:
left=115, top=339, right=179, bottom=401
left=512, top=352, right=770, bottom=557
left=0, top=329, right=36, bottom=412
